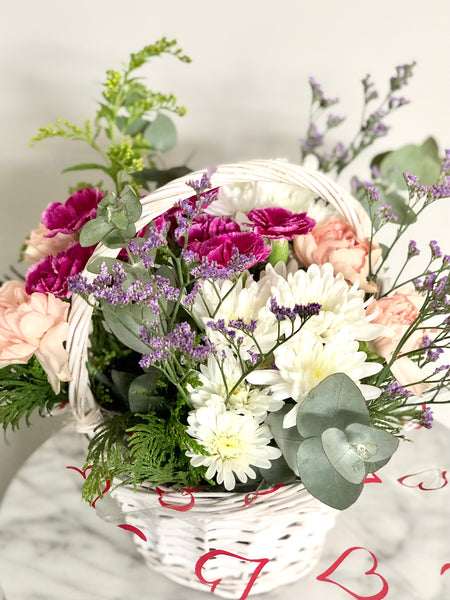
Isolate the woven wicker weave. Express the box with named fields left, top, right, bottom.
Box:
left=67, top=160, right=370, bottom=597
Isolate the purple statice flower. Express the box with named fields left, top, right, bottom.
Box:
left=26, top=242, right=94, bottom=297
left=375, top=202, right=398, bottom=223
left=182, top=281, right=201, bottom=306
left=300, top=123, right=324, bottom=154
left=308, top=77, right=339, bottom=108
left=195, top=231, right=271, bottom=270
left=269, top=297, right=321, bottom=322
left=184, top=214, right=241, bottom=252
left=364, top=182, right=381, bottom=203
left=245, top=207, right=316, bottom=240
left=247, top=350, right=260, bottom=365
left=385, top=381, right=412, bottom=399
left=42, top=187, right=105, bottom=237
left=389, top=63, right=415, bottom=92
left=422, top=406, right=433, bottom=429
left=430, top=182, right=450, bottom=200
left=408, top=240, right=420, bottom=258
left=420, top=334, right=443, bottom=362
left=429, top=240, right=442, bottom=259
left=139, top=321, right=214, bottom=368
left=327, top=114, right=345, bottom=128
left=388, top=96, right=410, bottom=109
left=186, top=168, right=217, bottom=195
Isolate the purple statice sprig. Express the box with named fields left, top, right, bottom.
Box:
left=189, top=249, right=254, bottom=281
left=139, top=321, right=215, bottom=370
left=300, top=63, right=415, bottom=176
left=269, top=297, right=321, bottom=322
left=375, top=202, right=398, bottom=224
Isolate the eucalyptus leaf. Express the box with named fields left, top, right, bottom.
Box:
left=102, top=224, right=137, bottom=248
left=296, top=437, right=363, bottom=510
left=321, top=428, right=366, bottom=484
left=267, top=406, right=303, bottom=476
left=383, top=192, right=417, bottom=225
left=378, top=140, right=441, bottom=189
left=111, top=370, right=135, bottom=401
left=259, top=454, right=297, bottom=484
left=143, top=114, right=177, bottom=153
left=79, top=218, right=114, bottom=247
left=87, top=257, right=128, bottom=275
left=296, top=374, right=370, bottom=439
left=345, top=423, right=399, bottom=463
left=109, top=207, right=129, bottom=229
left=120, top=187, right=143, bottom=223
left=101, top=303, right=152, bottom=354
left=125, top=117, right=149, bottom=136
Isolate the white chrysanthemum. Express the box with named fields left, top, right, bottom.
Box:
left=246, top=329, right=381, bottom=428
left=207, top=181, right=336, bottom=226
left=188, top=353, right=283, bottom=418
left=262, top=261, right=384, bottom=342
left=192, top=275, right=278, bottom=356
left=186, top=406, right=281, bottom=490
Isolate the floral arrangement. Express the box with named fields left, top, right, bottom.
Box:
left=1, top=41, right=449, bottom=511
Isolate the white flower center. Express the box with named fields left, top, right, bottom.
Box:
left=212, top=433, right=242, bottom=459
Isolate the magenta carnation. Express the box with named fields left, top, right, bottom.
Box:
left=246, top=207, right=316, bottom=240
left=196, top=231, right=271, bottom=269
left=25, top=243, right=94, bottom=298
left=185, top=214, right=241, bottom=251
left=42, top=187, right=105, bottom=238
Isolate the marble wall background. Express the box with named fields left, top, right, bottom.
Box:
left=1, top=0, right=450, bottom=498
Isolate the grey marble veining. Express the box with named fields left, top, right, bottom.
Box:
left=0, top=422, right=449, bottom=600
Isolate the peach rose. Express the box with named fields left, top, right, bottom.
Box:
left=293, top=217, right=381, bottom=293
left=0, top=281, right=71, bottom=393
left=365, top=288, right=429, bottom=396
left=24, top=223, right=76, bottom=265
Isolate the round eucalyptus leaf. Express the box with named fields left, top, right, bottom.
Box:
left=296, top=437, right=363, bottom=510
left=321, top=427, right=366, bottom=485
left=345, top=423, right=399, bottom=463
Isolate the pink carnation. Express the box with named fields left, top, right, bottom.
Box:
left=42, top=187, right=104, bottom=237
left=294, top=216, right=382, bottom=293
left=24, top=223, right=76, bottom=265
left=366, top=289, right=429, bottom=396
left=186, top=214, right=241, bottom=251
left=0, top=281, right=71, bottom=393
left=25, top=243, right=94, bottom=298
left=196, top=231, right=271, bottom=269
left=246, top=207, right=316, bottom=240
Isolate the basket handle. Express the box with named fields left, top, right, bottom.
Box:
left=67, top=160, right=369, bottom=432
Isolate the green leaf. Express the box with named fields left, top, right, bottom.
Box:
left=128, top=371, right=165, bottom=413
left=87, top=257, right=127, bottom=275
left=345, top=423, right=399, bottom=463
left=378, top=140, right=441, bottom=189
left=296, top=374, right=370, bottom=439
left=79, top=218, right=114, bottom=247
left=259, top=454, right=297, bottom=484
left=296, top=437, right=364, bottom=509
left=267, top=406, right=303, bottom=476
left=383, top=192, right=417, bottom=225
left=120, top=187, right=143, bottom=223
left=321, top=427, right=366, bottom=484
left=125, top=117, right=149, bottom=136
left=108, top=206, right=129, bottom=229
left=102, top=224, right=136, bottom=248
left=62, top=162, right=110, bottom=174
left=143, top=114, right=177, bottom=153
left=111, top=370, right=135, bottom=401
left=101, top=302, right=153, bottom=354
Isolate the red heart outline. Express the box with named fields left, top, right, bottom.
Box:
left=441, top=563, right=450, bottom=575
left=117, top=524, right=147, bottom=542
left=195, top=550, right=269, bottom=600
left=156, top=486, right=201, bottom=511
left=66, top=465, right=92, bottom=479
left=397, top=469, right=448, bottom=491
left=67, top=465, right=111, bottom=507
left=316, top=546, right=389, bottom=599
left=364, top=473, right=382, bottom=484
left=243, top=484, right=285, bottom=506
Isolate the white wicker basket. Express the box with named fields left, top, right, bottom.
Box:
left=67, top=160, right=370, bottom=598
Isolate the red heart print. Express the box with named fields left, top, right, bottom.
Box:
left=156, top=486, right=200, bottom=511
left=92, top=479, right=111, bottom=508
left=364, top=473, right=382, bottom=484
left=66, top=465, right=92, bottom=479
left=195, top=550, right=269, bottom=600
left=441, top=564, right=450, bottom=575
left=244, top=484, right=284, bottom=506
left=316, top=546, right=389, bottom=599
left=397, top=468, right=448, bottom=491
left=117, top=524, right=147, bottom=542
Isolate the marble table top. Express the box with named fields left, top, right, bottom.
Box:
left=0, top=421, right=449, bottom=600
